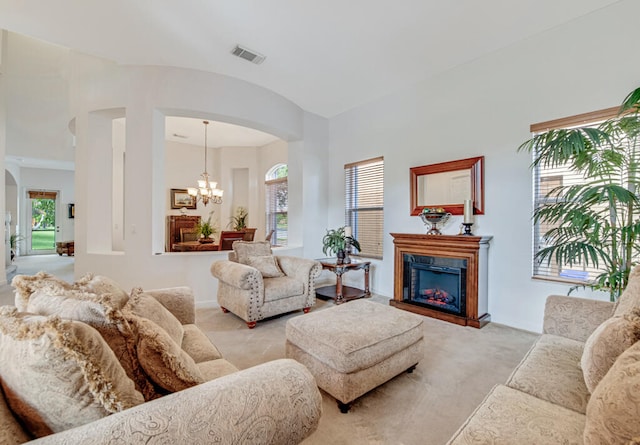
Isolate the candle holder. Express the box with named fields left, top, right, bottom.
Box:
left=462, top=222, right=474, bottom=236
left=344, top=239, right=352, bottom=264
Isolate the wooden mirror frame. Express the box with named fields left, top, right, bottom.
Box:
left=410, top=156, right=484, bottom=216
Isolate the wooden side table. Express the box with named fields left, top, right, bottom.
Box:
left=316, top=258, right=371, bottom=304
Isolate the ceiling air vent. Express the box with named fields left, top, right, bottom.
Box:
left=231, top=45, right=266, bottom=65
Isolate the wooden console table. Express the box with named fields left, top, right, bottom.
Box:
left=316, top=258, right=371, bottom=304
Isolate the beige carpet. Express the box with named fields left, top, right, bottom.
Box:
left=196, top=296, right=539, bottom=445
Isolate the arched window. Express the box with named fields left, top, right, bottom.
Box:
left=265, top=164, right=288, bottom=246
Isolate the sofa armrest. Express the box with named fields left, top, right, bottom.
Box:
left=141, top=286, right=196, bottom=325
left=543, top=295, right=614, bottom=342
left=30, top=359, right=322, bottom=445
left=210, top=260, right=263, bottom=289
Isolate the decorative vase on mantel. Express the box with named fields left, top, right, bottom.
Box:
left=420, top=208, right=451, bottom=235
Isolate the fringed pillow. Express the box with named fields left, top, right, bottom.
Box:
left=0, top=308, right=143, bottom=438
left=25, top=288, right=157, bottom=401
left=11, top=272, right=72, bottom=311
left=134, top=316, right=204, bottom=393
left=126, top=288, right=185, bottom=346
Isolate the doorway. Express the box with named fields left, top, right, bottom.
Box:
left=27, top=190, right=58, bottom=255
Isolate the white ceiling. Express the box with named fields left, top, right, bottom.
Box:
left=165, top=117, right=278, bottom=148
left=0, top=0, right=621, bottom=119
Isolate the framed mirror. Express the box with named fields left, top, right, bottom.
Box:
left=410, top=156, right=484, bottom=216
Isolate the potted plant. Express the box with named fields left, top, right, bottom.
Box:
left=230, top=207, right=248, bottom=231
left=322, top=227, right=361, bottom=263
left=196, top=212, right=217, bottom=243
left=518, top=87, right=640, bottom=301
left=9, top=234, right=23, bottom=262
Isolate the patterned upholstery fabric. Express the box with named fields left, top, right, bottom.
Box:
left=584, top=340, right=640, bottom=444
left=543, top=295, right=614, bottom=343
left=506, top=334, right=589, bottom=413
left=0, top=308, right=144, bottom=438
left=286, top=300, right=424, bottom=405
left=15, top=359, right=321, bottom=445
left=614, top=265, right=640, bottom=317
left=211, top=245, right=322, bottom=327
left=447, top=385, right=585, bottom=445
left=245, top=255, right=285, bottom=278
left=581, top=310, right=640, bottom=393
left=287, top=300, right=424, bottom=373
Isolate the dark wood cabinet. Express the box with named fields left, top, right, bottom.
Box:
left=166, top=215, right=200, bottom=252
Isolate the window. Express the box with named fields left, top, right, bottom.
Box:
left=529, top=107, right=635, bottom=283
left=345, top=157, right=384, bottom=259
left=265, top=164, right=288, bottom=246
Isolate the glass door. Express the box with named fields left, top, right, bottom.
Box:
left=28, top=191, right=57, bottom=255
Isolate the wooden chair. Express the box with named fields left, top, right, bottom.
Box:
left=242, top=228, right=257, bottom=242
left=218, top=231, right=246, bottom=250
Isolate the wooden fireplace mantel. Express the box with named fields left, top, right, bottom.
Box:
left=389, top=233, right=492, bottom=328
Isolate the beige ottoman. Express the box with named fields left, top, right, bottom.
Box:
left=286, top=299, right=424, bottom=412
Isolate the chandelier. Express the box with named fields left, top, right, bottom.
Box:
left=188, top=120, right=223, bottom=205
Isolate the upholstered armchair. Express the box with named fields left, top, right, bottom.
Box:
left=210, top=241, right=322, bottom=328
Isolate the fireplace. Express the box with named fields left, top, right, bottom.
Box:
left=405, top=255, right=467, bottom=317
left=390, top=233, right=492, bottom=328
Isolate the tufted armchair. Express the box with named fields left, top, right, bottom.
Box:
left=210, top=241, right=322, bottom=328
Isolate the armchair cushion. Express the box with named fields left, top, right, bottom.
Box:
left=264, top=276, right=304, bottom=302
left=0, top=308, right=144, bottom=438
left=581, top=309, right=640, bottom=393
left=135, top=317, right=204, bottom=393
left=245, top=255, right=284, bottom=278
left=584, top=340, right=640, bottom=444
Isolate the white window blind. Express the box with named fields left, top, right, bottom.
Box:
left=531, top=107, right=621, bottom=282
left=345, top=156, right=384, bottom=259
left=265, top=177, right=288, bottom=246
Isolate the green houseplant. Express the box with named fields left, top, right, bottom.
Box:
left=230, top=207, right=248, bottom=231
left=518, top=87, right=640, bottom=301
left=322, top=227, right=361, bottom=260
left=196, top=212, right=217, bottom=243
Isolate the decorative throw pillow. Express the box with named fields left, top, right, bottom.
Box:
left=25, top=288, right=157, bottom=401
left=134, top=316, right=204, bottom=393
left=581, top=309, right=640, bottom=393
left=126, top=288, right=185, bottom=346
left=0, top=308, right=143, bottom=438
left=584, top=340, right=640, bottom=444
left=233, top=241, right=273, bottom=264
left=11, top=272, right=72, bottom=311
left=74, top=273, right=129, bottom=301
left=245, top=255, right=285, bottom=278
left=613, top=264, right=640, bottom=317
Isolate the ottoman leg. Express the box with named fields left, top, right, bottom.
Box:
left=338, top=401, right=351, bottom=414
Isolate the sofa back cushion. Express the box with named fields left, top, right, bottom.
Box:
left=581, top=309, right=640, bottom=393
left=584, top=340, right=640, bottom=444
left=613, top=265, right=640, bottom=317
left=0, top=308, right=144, bottom=438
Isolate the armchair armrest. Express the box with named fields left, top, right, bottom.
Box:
left=210, top=260, right=263, bottom=289
left=543, top=295, right=614, bottom=342
left=31, top=359, right=322, bottom=445
left=141, top=286, right=195, bottom=325
left=276, top=256, right=322, bottom=294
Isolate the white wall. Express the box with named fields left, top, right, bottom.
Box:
left=328, top=0, right=640, bottom=332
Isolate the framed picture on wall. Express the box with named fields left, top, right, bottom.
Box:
left=171, top=189, right=197, bottom=209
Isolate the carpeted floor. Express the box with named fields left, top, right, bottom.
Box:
left=1, top=256, right=539, bottom=444
left=197, top=296, right=539, bottom=445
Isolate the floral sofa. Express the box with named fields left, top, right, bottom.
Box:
left=0, top=272, right=322, bottom=444
left=447, top=267, right=640, bottom=445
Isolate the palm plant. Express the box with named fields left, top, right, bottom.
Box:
left=322, top=227, right=361, bottom=256
left=229, top=207, right=248, bottom=231
left=518, top=87, right=640, bottom=301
